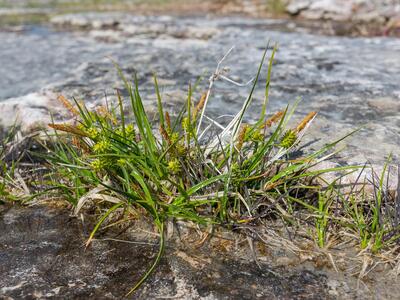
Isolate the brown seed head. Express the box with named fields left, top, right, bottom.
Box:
left=159, top=125, right=171, bottom=144
left=165, top=111, right=171, bottom=131
left=96, top=105, right=117, bottom=125
left=57, top=95, right=79, bottom=116
left=193, top=92, right=207, bottom=118
left=296, top=111, right=317, bottom=133
left=236, top=124, right=249, bottom=151
left=48, top=123, right=89, bottom=137
left=263, top=110, right=284, bottom=128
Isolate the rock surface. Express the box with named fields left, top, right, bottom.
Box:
left=0, top=91, right=61, bottom=131
left=286, top=0, right=400, bottom=35
left=2, top=204, right=400, bottom=299
left=1, top=7, right=400, bottom=300
left=0, top=14, right=399, bottom=165
left=0, top=204, right=331, bottom=299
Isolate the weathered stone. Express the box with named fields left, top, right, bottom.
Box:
left=0, top=91, right=62, bottom=131
left=51, top=12, right=123, bottom=29
left=2, top=204, right=400, bottom=299
left=302, top=0, right=354, bottom=21
left=287, top=0, right=400, bottom=26
left=367, top=97, right=400, bottom=115
left=286, top=0, right=311, bottom=15
left=0, top=14, right=399, bottom=167
left=353, top=11, right=385, bottom=24
left=0, top=204, right=333, bottom=299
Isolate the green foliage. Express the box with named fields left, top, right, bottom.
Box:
left=0, top=125, right=20, bottom=203
left=42, top=46, right=399, bottom=293
left=338, top=160, right=400, bottom=253
left=46, top=46, right=336, bottom=292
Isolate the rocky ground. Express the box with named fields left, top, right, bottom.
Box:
left=1, top=2, right=400, bottom=299
left=0, top=204, right=329, bottom=299
left=0, top=13, right=399, bottom=167
left=280, top=0, right=400, bottom=37
left=2, top=203, right=400, bottom=299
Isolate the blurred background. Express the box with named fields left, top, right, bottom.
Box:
left=1, top=0, right=399, bottom=36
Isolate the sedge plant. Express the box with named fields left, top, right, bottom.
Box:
left=339, top=159, right=400, bottom=253
left=44, top=45, right=369, bottom=294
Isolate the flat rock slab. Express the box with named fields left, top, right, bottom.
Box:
left=0, top=14, right=399, bottom=165
left=0, top=204, right=331, bottom=299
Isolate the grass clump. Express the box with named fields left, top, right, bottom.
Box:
left=0, top=125, right=47, bottom=203
left=43, top=46, right=363, bottom=294
left=0, top=125, right=19, bottom=203
left=339, top=162, right=400, bottom=254
left=0, top=43, right=395, bottom=291
left=0, top=42, right=396, bottom=293
left=0, top=125, right=37, bottom=203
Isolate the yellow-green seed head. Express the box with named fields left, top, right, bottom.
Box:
left=251, top=130, right=264, bottom=142
left=93, top=139, right=111, bottom=154
left=87, top=127, right=99, bottom=139
left=117, top=158, right=127, bottom=166
left=125, top=124, right=135, bottom=138
left=91, top=158, right=104, bottom=171
left=176, top=143, right=187, bottom=156
left=167, top=158, right=180, bottom=174
left=182, top=117, right=190, bottom=132
left=77, top=123, right=86, bottom=131
left=170, top=132, right=180, bottom=144
left=280, top=130, right=297, bottom=149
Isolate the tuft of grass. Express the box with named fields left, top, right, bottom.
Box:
left=0, top=125, right=19, bottom=203
left=0, top=39, right=397, bottom=293
left=0, top=124, right=39, bottom=203
left=0, top=123, right=53, bottom=204
left=44, top=45, right=370, bottom=294
left=338, top=160, right=400, bottom=253
left=0, top=33, right=396, bottom=287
